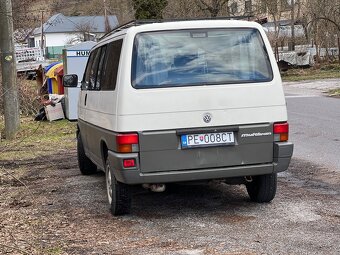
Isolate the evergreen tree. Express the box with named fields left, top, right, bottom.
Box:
left=133, top=0, right=168, bottom=19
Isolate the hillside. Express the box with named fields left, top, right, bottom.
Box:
left=13, top=0, right=135, bottom=29
left=13, top=0, right=210, bottom=30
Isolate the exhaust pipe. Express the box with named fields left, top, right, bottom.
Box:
left=142, top=184, right=166, bottom=192
left=244, top=176, right=253, bottom=183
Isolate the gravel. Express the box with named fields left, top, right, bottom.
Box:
left=0, top=151, right=339, bottom=255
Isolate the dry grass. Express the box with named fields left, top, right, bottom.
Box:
left=281, top=63, right=340, bottom=82
left=0, top=118, right=77, bottom=254
left=328, top=88, right=340, bottom=97
left=0, top=118, right=77, bottom=161
left=0, top=76, right=41, bottom=116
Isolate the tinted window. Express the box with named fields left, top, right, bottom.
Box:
left=83, top=48, right=101, bottom=90
left=131, top=29, right=273, bottom=89
left=101, top=39, right=123, bottom=91
left=95, top=46, right=107, bottom=90
left=83, top=50, right=96, bottom=90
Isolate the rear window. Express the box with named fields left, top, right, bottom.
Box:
left=131, top=28, right=273, bottom=89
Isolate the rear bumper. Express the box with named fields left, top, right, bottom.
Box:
left=108, top=142, right=294, bottom=185
left=273, top=142, right=294, bottom=173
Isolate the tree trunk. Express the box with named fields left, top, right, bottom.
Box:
left=275, top=42, right=279, bottom=61
left=0, top=0, right=20, bottom=140
left=338, top=35, right=340, bottom=64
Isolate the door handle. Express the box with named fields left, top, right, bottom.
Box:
left=85, top=94, right=87, bottom=106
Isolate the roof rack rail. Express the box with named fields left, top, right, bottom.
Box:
left=99, top=20, right=139, bottom=40
left=100, top=16, right=255, bottom=41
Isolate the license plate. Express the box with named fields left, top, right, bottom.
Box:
left=181, top=132, right=235, bottom=148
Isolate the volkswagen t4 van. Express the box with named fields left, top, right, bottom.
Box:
left=64, top=19, right=294, bottom=215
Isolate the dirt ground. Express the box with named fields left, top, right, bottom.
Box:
left=0, top=146, right=339, bottom=255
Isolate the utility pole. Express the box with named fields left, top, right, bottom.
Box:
left=40, top=10, right=44, bottom=55
left=0, top=0, right=20, bottom=140
left=104, top=0, right=111, bottom=33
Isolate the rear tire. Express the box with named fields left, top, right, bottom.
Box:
left=77, top=132, right=97, bottom=175
left=105, top=159, right=131, bottom=215
left=246, top=173, right=277, bottom=203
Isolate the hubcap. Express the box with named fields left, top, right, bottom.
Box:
left=106, top=163, right=112, bottom=204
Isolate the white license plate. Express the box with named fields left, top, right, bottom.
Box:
left=181, top=132, right=235, bottom=148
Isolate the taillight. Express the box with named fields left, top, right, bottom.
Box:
left=273, top=122, right=289, bottom=142
left=116, top=133, right=139, bottom=153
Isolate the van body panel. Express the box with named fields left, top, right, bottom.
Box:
left=273, top=142, right=294, bottom=172
left=78, top=118, right=118, bottom=170
left=83, top=91, right=118, bottom=131
left=112, top=160, right=275, bottom=184
left=115, top=80, right=286, bottom=132
left=115, top=105, right=287, bottom=132
left=139, top=123, right=273, bottom=173
left=108, top=142, right=294, bottom=184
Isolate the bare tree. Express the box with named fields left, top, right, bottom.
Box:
left=305, top=0, right=340, bottom=63
left=12, top=0, right=42, bottom=29
left=252, top=1, right=287, bottom=58
left=76, top=22, right=96, bottom=41
left=194, top=0, right=230, bottom=17
left=163, top=0, right=204, bottom=19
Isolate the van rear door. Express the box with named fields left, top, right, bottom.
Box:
left=138, top=123, right=274, bottom=173
left=117, top=25, right=287, bottom=174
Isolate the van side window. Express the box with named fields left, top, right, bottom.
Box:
left=101, top=39, right=123, bottom=91
left=83, top=48, right=101, bottom=90
left=95, top=46, right=107, bottom=90
left=83, top=50, right=96, bottom=90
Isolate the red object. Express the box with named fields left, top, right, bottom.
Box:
left=123, top=159, right=136, bottom=168
left=274, top=122, right=289, bottom=141
left=116, top=133, right=139, bottom=153
left=117, top=134, right=139, bottom=145
left=274, top=122, right=289, bottom=134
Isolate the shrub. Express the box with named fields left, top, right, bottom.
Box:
left=0, top=73, right=41, bottom=117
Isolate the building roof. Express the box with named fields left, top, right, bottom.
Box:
left=33, top=13, right=119, bottom=35
left=66, top=41, right=96, bottom=50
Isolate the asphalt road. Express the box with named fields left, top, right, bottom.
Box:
left=284, top=79, right=340, bottom=172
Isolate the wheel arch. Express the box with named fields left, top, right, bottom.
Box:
left=100, top=139, right=109, bottom=170
left=76, top=124, right=80, bottom=136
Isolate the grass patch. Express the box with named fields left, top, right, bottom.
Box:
left=0, top=118, right=77, bottom=161
left=281, top=63, right=340, bottom=82
left=44, top=246, right=63, bottom=255
left=328, top=88, right=340, bottom=97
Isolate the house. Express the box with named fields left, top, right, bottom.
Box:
left=32, top=13, right=119, bottom=59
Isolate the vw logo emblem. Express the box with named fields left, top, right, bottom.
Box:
left=203, top=113, right=212, bottom=123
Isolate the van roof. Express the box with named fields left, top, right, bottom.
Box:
left=100, top=17, right=262, bottom=41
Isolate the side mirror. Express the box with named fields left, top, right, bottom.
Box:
left=63, top=74, right=78, bottom=87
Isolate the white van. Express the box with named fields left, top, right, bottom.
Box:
left=64, top=19, right=293, bottom=215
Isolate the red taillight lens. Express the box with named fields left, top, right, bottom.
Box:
left=116, top=134, right=138, bottom=144
left=116, top=133, right=139, bottom=153
left=273, top=122, right=289, bottom=142
left=123, top=159, right=136, bottom=168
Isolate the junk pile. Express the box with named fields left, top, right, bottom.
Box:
left=35, top=62, right=66, bottom=121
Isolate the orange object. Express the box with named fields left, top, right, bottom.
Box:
left=54, top=65, right=64, bottom=94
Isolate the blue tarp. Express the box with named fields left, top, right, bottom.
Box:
left=44, top=62, right=61, bottom=72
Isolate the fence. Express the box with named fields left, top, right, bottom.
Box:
left=15, top=47, right=44, bottom=63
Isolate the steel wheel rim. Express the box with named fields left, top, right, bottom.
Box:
left=106, top=163, right=112, bottom=205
